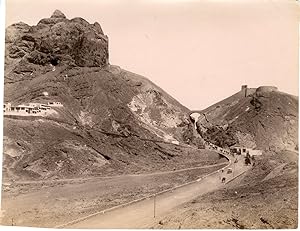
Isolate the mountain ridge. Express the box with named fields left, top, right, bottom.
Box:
left=3, top=10, right=208, bottom=181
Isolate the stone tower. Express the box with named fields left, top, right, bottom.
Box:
left=241, top=85, right=248, bottom=97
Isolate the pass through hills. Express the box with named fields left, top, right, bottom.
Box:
left=1, top=10, right=298, bottom=228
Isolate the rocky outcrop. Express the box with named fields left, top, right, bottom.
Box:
left=5, top=22, right=31, bottom=44
left=256, top=86, right=278, bottom=96
left=5, top=10, right=109, bottom=74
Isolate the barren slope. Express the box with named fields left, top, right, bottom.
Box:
left=2, top=10, right=196, bottom=181
left=156, top=87, right=298, bottom=229
left=194, top=88, right=298, bottom=151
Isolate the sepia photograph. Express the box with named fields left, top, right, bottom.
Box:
left=0, top=0, right=299, bottom=229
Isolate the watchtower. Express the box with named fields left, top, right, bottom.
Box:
left=241, top=85, right=248, bottom=97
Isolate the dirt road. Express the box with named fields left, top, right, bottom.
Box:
left=2, top=160, right=227, bottom=227
left=8, top=162, right=227, bottom=186
left=67, top=154, right=250, bottom=228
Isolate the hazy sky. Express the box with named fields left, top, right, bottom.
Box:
left=4, top=0, right=299, bottom=109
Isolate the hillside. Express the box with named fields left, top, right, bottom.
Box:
left=154, top=86, right=298, bottom=229
left=192, top=86, right=298, bottom=151
left=2, top=10, right=203, bottom=182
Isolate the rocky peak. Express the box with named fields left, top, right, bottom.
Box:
left=50, top=9, right=66, bottom=19
left=5, top=11, right=109, bottom=74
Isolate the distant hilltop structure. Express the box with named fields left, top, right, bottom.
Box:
left=255, top=86, right=278, bottom=96
left=3, top=101, right=63, bottom=116
left=240, top=85, right=278, bottom=97
left=240, top=85, right=255, bottom=97
left=241, top=85, right=248, bottom=97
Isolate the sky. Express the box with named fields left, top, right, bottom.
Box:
left=3, top=0, right=300, bottom=110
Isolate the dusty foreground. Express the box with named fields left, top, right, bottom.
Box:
left=67, top=154, right=248, bottom=229
left=153, top=150, right=298, bottom=229
left=1, top=159, right=226, bottom=227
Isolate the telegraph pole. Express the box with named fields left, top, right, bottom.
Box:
left=233, top=161, right=235, bottom=177
left=153, top=195, right=156, bottom=218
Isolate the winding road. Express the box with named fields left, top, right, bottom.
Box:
left=61, top=150, right=251, bottom=229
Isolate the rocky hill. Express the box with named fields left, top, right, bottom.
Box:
left=191, top=86, right=298, bottom=151
left=156, top=86, right=298, bottom=229
left=3, top=10, right=207, bottom=181
left=3, top=10, right=297, bottom=182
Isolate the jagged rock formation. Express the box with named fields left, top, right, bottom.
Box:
left=5, top=9, right=109, bottom=84
left=3, top=11, right=199, bottom=181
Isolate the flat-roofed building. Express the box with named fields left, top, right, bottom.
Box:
left=17, top=105, right=35, bottom=114
left=230, top=145, right=262, bottom=157
left=39, top=104, right=51, bottom=110
left=3, top=103, right=11, bottom=112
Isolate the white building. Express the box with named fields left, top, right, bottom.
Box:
left=3, top=103, right=11, bottom=112
left=4, top=102, right=53, bottom=116
left=230, top=146, right=262, bottom=157
left=39, top=104, right=51, bottom=110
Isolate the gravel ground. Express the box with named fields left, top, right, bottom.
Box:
left=1, top=162, right=226, bottom=227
